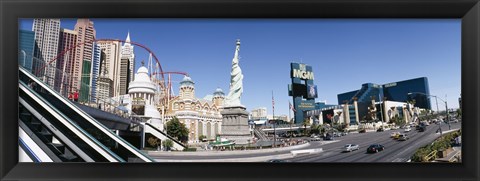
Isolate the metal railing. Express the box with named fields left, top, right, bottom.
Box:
left=20, top=51, right=145, bottom=126
left=423, top=150, right=438, bottom=162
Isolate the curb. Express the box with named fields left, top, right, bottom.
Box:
left=148, top=142, right=311, bottom=156
left=155, top=153, right=295, bottom=162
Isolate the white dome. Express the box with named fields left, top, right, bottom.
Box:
left=137, top=66, right=148, bottom=74
left=128, top=66, right=156, bottom=93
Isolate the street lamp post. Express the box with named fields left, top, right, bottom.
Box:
left=272, top=119, right=276, bottom=148
left=408, top=92, right=448, bottom=135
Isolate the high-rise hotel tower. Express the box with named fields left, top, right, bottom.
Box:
left=32, top=19, right=61, bottom=86
left=73, top=19, right=96, bottom=102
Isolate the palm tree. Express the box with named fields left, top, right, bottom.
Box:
left=302, top=119, right=310, bottom=136
left=407, top=99, right=416, bottom=106
left=335, top=111, right=343, bottom=128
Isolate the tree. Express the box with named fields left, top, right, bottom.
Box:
left=166, top=117, right=189, bottom=143
left=198, top=135, right=206, bottom=142
left=407, top=99, right=416, bottom=107
left=162, top=139, right=173, bottom=150
left=456, top=108, right=462, bottom=119
left=147, top=137, right=160, bottom=148
left=302, top=119, right=310, bottom=136
left=391, top=115, right=405, bottom=126
left=309, top=124, right=321, bottom=135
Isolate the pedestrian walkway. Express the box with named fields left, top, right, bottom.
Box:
left=155, top=153, right=295, bottom=162
left=434, top=146, right=461, bottom=162
left=148, top=142, right=311, bottom=156
left=148, top=139, right=343, bottom=162
left=435, top=128, right=459, bottom=135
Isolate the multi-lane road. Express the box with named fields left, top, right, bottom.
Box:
left=287, top=122, right=461, bottom=162
left=149, top=122, right=461, bottom=162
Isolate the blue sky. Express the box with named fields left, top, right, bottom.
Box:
left=20, top=19, right=461, bottom=115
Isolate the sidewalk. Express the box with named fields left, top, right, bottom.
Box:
left=435, top=129, right=459, bottom=135
left=154, top=153, right=295, bottom=162
left=148, top=142, right=311, bottom=156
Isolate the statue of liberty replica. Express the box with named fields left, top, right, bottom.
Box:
left=220, top=39, right=252, bottom=145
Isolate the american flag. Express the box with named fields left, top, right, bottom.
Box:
left=289, top=101, right=296, bottom=112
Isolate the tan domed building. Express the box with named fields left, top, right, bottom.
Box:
left=163, top=76, right=225, bottom=144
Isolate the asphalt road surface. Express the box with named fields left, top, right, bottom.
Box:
left=286, top=122, right=461, bottom=162
left=149, top=122, right=461, bottom=162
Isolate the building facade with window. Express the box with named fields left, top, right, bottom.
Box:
left=337, top=77, right=431, bottom=123
left=164, top=76, right=224, bottom=144
left=19, top=30, right=35, bottom=72
left=32, top=19, right=61, bottom=86
left=73, top=19, right=96, bottom=102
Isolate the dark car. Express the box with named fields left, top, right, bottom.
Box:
left=359, top=129, right=366, bottom=133
left=376, top=128, right=384, bottom=132
left=367, top=144, right=385, bottom=153
left=266, top=159, right=289, bottom=163
left=418, top=125, right=426, bottom=132
left=323, top=135, right=333, bottom=140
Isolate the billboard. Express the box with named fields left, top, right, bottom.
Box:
left=290, top=62, right=318, bottom=124
left=307, top=85, right=318, bottom=99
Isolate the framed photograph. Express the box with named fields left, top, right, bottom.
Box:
left=1, top=0, right=479, bottom=181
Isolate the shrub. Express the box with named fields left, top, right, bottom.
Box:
left=198, top=135, right=207, bottom=141
left=162, top=139, right=174, bottom=150
left=411, top=130, right=461, bottom=162
left=183, top=147, right=197, bottom=152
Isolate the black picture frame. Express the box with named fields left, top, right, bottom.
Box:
left=1, top=0, right=478, bottom=181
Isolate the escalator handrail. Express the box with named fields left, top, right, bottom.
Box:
left=20, top=67, right=154, bottom=162
left=19, top=132, right=44, bottom=162
left=19, top=120, right=62, bottom=162
left=20, top=83, right=123, bottom=162
left=145, top=123, right=186, bottom=148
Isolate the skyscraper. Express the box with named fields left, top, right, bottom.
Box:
left=91, top=43, right=101, bottom=102
left=96, top=51, right=114, bottom=103
left=120, top=32, right=135, bottom=94
left=119, top=58, right=129, bottom=95
left=73, top=19, right=96, bottom=102
left=32, top=19, right=61, bottom=86
left=96, top=40, right=122, bottom=97
left=18, top=30, right=35, bottom=72
left=57, top=28, right=78, bottom=95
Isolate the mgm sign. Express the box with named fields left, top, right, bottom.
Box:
left=288, top=63, right=317, bottom=124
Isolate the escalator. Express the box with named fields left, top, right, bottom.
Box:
left=19, top=67, right=154, bottom=162
left=19, top=122, right=56, bottom=162
left=19, top=83, right=123, bottom=162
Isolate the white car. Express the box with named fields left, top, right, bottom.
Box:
left=398, top=134, right=409, bottom=141
left=404, top=127, right=411, bottom=132
left=311, top=136, right=321, bottom=141
left=343, top=144, right=359, bottom=152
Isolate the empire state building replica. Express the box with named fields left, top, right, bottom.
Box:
left=220, top=39, right=252, bottom=145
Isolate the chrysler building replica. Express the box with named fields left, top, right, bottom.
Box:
left=220, top=39, right=252, bottom=145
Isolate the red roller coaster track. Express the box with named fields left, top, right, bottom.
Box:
left=36, top=38, right=166, bottom=88
left=151, top=71, right=189, bottom=77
